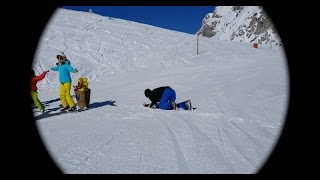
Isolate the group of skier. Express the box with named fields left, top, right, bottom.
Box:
left=31, top=52, right=192, bottom=113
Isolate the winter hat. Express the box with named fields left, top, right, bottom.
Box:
left=144, top=89, right=151, bottom=97
left=57, top=51, right=66, bottom=59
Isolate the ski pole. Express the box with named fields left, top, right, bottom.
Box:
left=39, top=64, right=44, bottom=72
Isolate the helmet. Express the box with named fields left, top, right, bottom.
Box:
left=58, top=51, right=66, bottom=58
left=56, top=51, right=66, bottom=59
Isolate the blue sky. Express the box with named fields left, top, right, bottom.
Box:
left=62, top=6, right=215, bottom=34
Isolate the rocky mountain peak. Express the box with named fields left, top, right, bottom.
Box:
left=198, top=6, right=282, bottom=46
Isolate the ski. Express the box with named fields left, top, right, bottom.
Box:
left=76, top=107, right=90, bottom=112
left=60, top=107, right=90, bottom=113
left=143, top=100, right=196, bottom=111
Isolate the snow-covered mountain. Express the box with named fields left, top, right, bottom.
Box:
left=198, top=6, right=282, bottom=46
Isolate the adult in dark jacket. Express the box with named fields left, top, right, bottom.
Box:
left=144, top=86, right=192, bottom=110
left=144, top=86, right=175, bottom=110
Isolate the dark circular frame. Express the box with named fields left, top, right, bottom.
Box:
left=10, top=2, right=298, bottom=175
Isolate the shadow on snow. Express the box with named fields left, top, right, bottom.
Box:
left=34, top=100, right=117, bottom=121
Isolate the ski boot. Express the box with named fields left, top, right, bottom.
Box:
left=185, top=100, right=192, bottom=111
left=67, top=106, right=77, bottom=112
left=171, top=101, right=177, bottom=110
left=60, top=105, right=69, bottom=112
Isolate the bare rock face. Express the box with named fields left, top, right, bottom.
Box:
left=198, top=6, right=282, bottom=46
